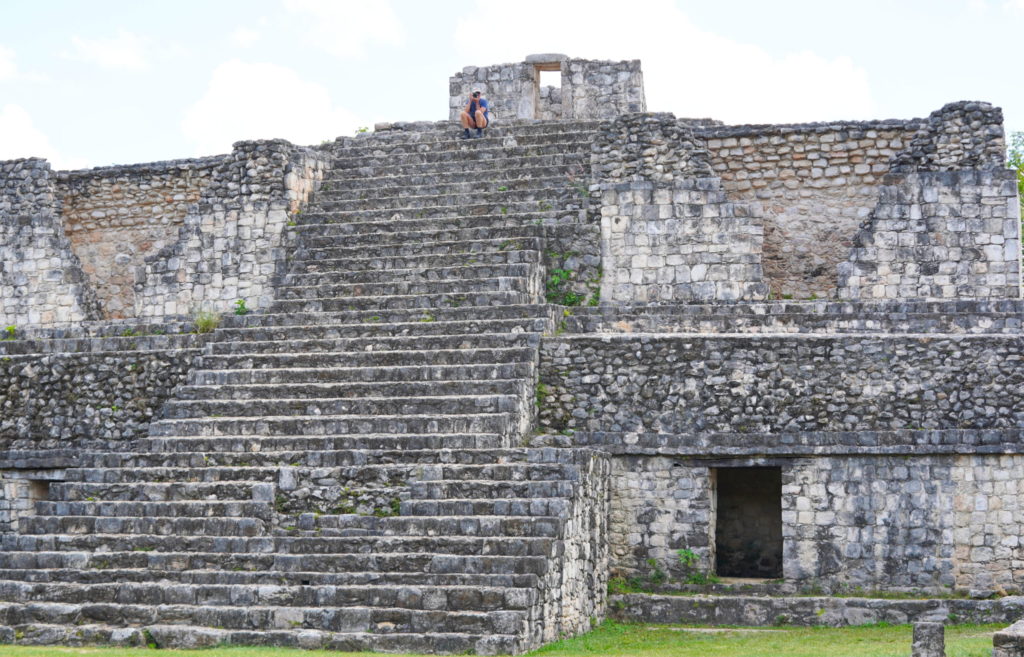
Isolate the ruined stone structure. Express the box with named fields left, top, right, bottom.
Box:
left=0, top=55, right=1022, bottom=653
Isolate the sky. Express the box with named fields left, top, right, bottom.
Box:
left=1, top=0, right=1022, bottom=170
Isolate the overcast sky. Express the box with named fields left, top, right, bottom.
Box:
left=1, top=0, right=1022, bottom=170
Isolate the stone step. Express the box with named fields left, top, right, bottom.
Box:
left=48, top=480, right=269, bottom=502
left=410, top=480, right=576, bottom=499
left=0, top=568, right=540, bottom=590
left=139, top=434, right=508, bottom=453
left=34, top=500, right=273, bottom=519
left=282, top=262, right=539, bottom=287
left=286, top=248, right=541, bottom=274
left=0, top=621, right=519, bottom=654
left=148, top=413, right=516, bottom=439
left=402, top=498, right=571, bottom=517
left=8, top=534, right=556, bottom=557
left=327, top=152, right=587, bottom=181
left=0, top=580, right=538, bottom=613
left=269, top=290, right=536, bottom=313
left=276, top=515, right=565, bottom=539
left=316, top=177, right=572, bottom=206
left=293, top=213, right=554, bottom=239
left=331, top=133, right=595, bottom=166
left=20, top=515, right=270, bottom=538
left=176, top=379, right=525, bottom=401
left=0, top=334, right=199, bottom=356
left=296, top=234, right=545, bottom=261
left=0, top=550, right=550, bottom=578
left=312, top=187, right=575, bottom=213
left=67, top=466, right=284, bottom=482
left=212, top=316, right=548, bottom=342
left=298, top=224, right=541, bottom=250
left=194, top=346, right=536, bottom=371
left=221, top=304, right=554, bottom=329
left=0, top=601, right=528, bottom=642
left=21, top=513, right=564, bottom=540
left=160, top=395, right=521, bottom=420
left=206, top=331, right=538, bottom=355
left=323, top=163, right=587, bottom=192
left=298, top=202, right=570, bottom=225
left=107, top=447, right=578, bottom=469
left=275, top=276, right=536, bottom=302
left=318, top=172, right=570, bottom=200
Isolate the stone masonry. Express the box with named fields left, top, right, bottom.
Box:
left=0, top=55, right=1023, bottom=655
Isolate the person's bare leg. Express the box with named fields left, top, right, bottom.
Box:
left=460, top=111, right=473, bottom=129
left=474, top=110, right=487, bottom=137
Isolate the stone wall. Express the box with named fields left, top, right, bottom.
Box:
left=0, top=334, right=201, bottom=446
left=594, top=114, right=768, bottom=303
left=837, top=169, right=1021, bottom=299
left=0, top=159, right=103, bottom=326
left=597, top=453, right=1024, bottom=593
left=135, top=140, right=328, bottom=317
left=702, top=120, right=918, bottom=298
left=538, top=334, right=1024, bottom=435
left=57, top=158, right=219, bottom=318
left=611, top=593, right=1024, bottom=627
left=538, top=333, right=1024, bottom=591
left=448, top=55, right=644, bottom=122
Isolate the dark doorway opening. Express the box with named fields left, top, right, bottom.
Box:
left=714, top=467, right=783, bottom=578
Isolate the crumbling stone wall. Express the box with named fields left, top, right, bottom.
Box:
left=448, top=55, right=644, bottom=122
left=594, top=114, right=768, bottom=303
left=135, top=140, right=328, bottom=317
left=58, top=158, right=219, bottom=318
left=0, top=159, right=103, bottom=326
left=703, top=121, right=919, bottom=298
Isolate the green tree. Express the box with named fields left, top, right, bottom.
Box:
left=1009, top=132, right=1024, bottom=253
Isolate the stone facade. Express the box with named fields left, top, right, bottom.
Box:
left=449, top=55, right=645, bottom=122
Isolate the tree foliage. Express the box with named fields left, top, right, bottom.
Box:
left=1008, top=131, right=1024, bottom=208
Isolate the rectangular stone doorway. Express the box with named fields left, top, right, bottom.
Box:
left=713, top=467, right=783, bottom=578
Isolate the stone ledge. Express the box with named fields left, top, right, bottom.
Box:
left=610, top=592, right=1024, bottom=627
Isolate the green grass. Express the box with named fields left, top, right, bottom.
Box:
left=0, top=622, right=1003, bottom=657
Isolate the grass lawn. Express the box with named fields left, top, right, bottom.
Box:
left=0, top=621, right=1004, bottom=657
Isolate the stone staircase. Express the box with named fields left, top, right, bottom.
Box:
left=0, top=121, right=609, bottom=654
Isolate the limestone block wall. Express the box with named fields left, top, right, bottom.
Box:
left=560, top=58, right=645, bottom=120
left=0, top=159, right=103, bottom=326
left=593, top=452, right=1024, bottom=594
left=594, top=114, right=768, bottom=303
left=57, top=158, right=220, bottom=318
left=837, top=170, right=1021, bottom=299
left=135, top=140, right=328, bottom=317
left=448, top=56, right=645, bottom=122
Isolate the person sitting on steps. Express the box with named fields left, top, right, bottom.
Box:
left=460, top=90, right=489, bottom=139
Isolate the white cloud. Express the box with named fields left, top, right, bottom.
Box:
left=0, top=45, right=16, bottom=80
left=455, top=0, right=875, bottom=124
left=230, top=27, right=262, bottom=48
left=181, top=59, right=363, bottom=155
left=282, top=0, right=405, bottom=57
left=0, top=104, right=89, bottom=170
left=67, top=30, right=149, bottom=71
